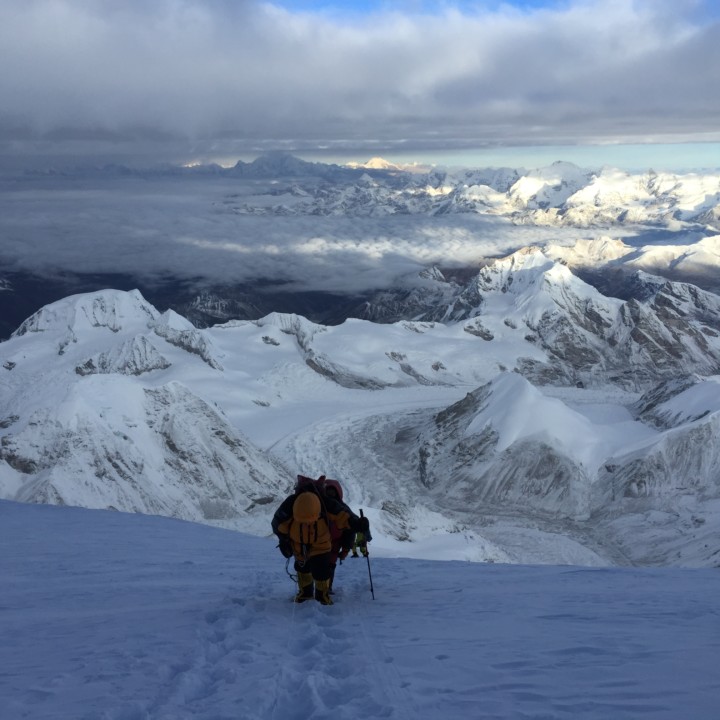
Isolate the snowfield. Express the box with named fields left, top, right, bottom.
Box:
left=2, top=500, right=719, bottom=720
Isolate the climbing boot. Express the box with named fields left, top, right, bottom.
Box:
left=314, top=579, right=333, bottom=605
left=294, top=572, right=314, bottom=603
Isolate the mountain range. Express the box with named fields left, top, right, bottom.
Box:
left=2, top=230, right=720, bottom=566
left=213, top=155, right=720, bottom=230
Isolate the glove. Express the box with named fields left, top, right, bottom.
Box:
left=278, top=536, right=293, bottom=558
left=338, top=548, right=349, bottom=561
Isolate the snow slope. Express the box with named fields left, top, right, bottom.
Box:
left=2, top=499, right=719, bottom=720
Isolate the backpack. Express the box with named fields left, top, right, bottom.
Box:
left=295, top=474, right=326, bottom=494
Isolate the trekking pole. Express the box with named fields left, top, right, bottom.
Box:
left=360, top=509, right=375, bottom=600
left=365, top=552, right=375, bottom=600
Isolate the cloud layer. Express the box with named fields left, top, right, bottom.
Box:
left=0, top=173, right=588, bottom=294
left=1, top=0, right=719, bottom=156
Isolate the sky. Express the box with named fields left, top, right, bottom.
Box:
left=1, top=0, right=719, bottom=168
left=2, top=499, right=719, bottom=719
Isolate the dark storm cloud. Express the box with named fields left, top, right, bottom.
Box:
left=0, top=0, right=718, bottom=154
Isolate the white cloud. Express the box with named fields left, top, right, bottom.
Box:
left=0, top=173, right=583, bottom=294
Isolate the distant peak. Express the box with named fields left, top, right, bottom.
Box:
left=346, top=157, right=402, bottom=171
left=366, top=157, right=400, bottom=170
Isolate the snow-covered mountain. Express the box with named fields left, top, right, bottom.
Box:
left=361, top=247, right=720, bottom=390
left=56, top=152, right=714, bottom=232
left=218, top=157, right=720, bottom=232
left=3, top=270, right=720, bottom=566
left=0, top=290, right=293, bottom=532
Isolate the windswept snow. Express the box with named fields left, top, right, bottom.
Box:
left=1, top=500, right=718, bottom=720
